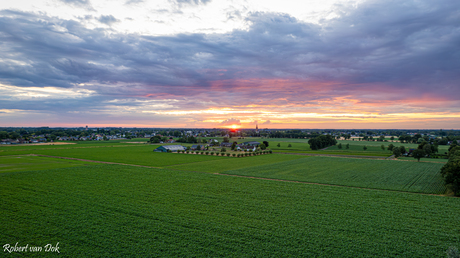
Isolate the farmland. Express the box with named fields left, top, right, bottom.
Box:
left=0, top=155, right=93, bottom=173
left=0, top=140, right=458, bottom=257
left=1, top=164, right=459, bottom=257
left=0, top=144, right=226, bottom=167
left=221, top=156, right=446, bottom=194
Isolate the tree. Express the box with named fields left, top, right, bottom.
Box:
left=221, top=147, right=226, bottom=152
left=393, top=147, right=401, bottom=158
left=440, top=154, right=460, bottom=196
left=259, top=143, right=266, bottom=150
left=223, top=137, right=229, bottom=143
left=231, top=142, right=237, bottom=150
left=423, top=144, right=432, bottom=157
left=381, top=144, right=385, bottom=150
left=388, top=144, right=394, bottom=151
left=338, top=143, right=342, bottom=149
left=197, top=145, right=201, bottom=151
left=412, top=149, right=425, bottom=162
left=346, top=143, right=349, bottom=149
left=363, top=146, right=367, bottom=151
left=263, top=141, right=269, bottom=147
left=288, top=144, right=292, bottom=147
left=150, top=136, right=161, bottom=143
left=399, top=146, right=406, bottom=155
left=277, top=143, right=280, bottom=147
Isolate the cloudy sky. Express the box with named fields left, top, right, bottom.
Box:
left=0, top=0, right=459, bottom=129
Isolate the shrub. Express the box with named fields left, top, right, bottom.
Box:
left=205, top=151, right=209, bottom=155
left=210, top=152, right=214, bottom=155
left=269, top=150, right=273, bottom=154
left=232, top=154, right=236, bottom=157
left=201, top=151, right=205, bottom=155
left=186, top=151, right=189, bottom=154
left=226, top=153, right=231, bottom=157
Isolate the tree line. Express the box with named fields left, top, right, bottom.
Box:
left=440, top=142, right=460, bottom=196
left=308, top=135, right=337, bottom=150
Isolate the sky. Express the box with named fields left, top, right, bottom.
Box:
left=0, top=0, right=459, bottom=129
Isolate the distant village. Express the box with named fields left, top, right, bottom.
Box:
left=1, top=125, right=459, bottom=146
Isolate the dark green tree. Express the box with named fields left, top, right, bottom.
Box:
left=399, top=146, right=406, bottom=155
left=388, top=144, right=394, bottom=151
left=412, top=149, right=425, bottom=162
left=440, top=153, right=460, bottom=195
left=393, top=147, right=401, bottom=158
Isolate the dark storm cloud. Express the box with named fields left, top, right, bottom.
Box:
left=0, top=0, right=459, bottom=113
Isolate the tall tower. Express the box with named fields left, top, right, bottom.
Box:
left=256, top=124, right=259, bottom=134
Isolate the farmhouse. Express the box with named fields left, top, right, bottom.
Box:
left=242, top=141, right=261, bottom=146
left=154, top=145, right=186, bottom=152
left=220, top=142, right=233, bottom=147
left=191, top=144, right=205, bottom=150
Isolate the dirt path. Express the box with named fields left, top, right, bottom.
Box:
left=2, top=142, right=77, bottom=146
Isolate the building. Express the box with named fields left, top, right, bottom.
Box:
left=153, top=145, right=186, bottom=152
left=243, top=141, right=261, bottom=146
left=191, top=145, right=205, bottom=150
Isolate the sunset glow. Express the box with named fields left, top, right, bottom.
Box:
left=0, top=0, right=459, bottom=129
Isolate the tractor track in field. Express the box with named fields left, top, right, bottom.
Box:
left=27, top=154, right=452, bottom=197
left=28, top=154, right=162, bottom=169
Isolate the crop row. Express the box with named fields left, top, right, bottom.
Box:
left=1, top=165, right=458, bottom=257
left=223, top=156, right=446, bottom=194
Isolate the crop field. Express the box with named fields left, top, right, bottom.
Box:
left=8, top=145, right=226, bottom=167
left=166, top=154, right=305, bottom=173
left=1, top=164, right=459, bottom=257
left=0, top=155, right=93, bottom=173
left=222, top=156, right=446, bottom=194
left=325, top=143, right=392, bottom=153
left=0, top=141, right=147, bottom=156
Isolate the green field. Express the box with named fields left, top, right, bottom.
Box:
left=1, top=141, right=458, bottom=257
left=0, top=155, right=93, bottom=173
left=167, top=154, right=305, bottom=173
left=1, top=164, right=459, bottom=257
left=222, top=156, right=446, bottom=194
left=0, top=145, right=226, bottom=167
